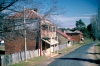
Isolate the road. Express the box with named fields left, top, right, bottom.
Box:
left=48, top=42, right=98, bottom=66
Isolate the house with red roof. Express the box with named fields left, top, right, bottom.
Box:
left=57, top=30, right=73, bottom=47
left=1, top=8, right=59, bottom=57
left=65, top=30, right=83, bottom=43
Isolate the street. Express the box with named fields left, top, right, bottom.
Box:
left=48, top=42, right=99, bottom=66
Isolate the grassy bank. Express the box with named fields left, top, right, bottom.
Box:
left=97, top=43, right=100, bottom=53
left=11, top=56, right=48, bottom=66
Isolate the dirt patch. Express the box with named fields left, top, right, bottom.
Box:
left=85, top=46, right=99, bottom=66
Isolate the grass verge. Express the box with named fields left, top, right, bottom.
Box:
left=11, top=56, right=48, bottom=66
left=97, top=43, right=100, bottom=53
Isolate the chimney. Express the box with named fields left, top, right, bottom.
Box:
left=34, top=8, right=38, bottom=13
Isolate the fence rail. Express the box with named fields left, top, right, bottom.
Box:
left=0, top=49, right=39, bottom=66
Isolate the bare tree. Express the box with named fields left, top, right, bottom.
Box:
left=0, top=0, right=19, bottom=12
left=0, top=0, right=66, bottom=61
left=1, top=0, right=65, bottom=37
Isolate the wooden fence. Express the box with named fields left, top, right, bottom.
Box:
left=0, top=49, right=39, bottom=66
left=0, top=44, right=68, bottom=66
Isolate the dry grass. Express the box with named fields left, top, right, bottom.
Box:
left=0, top=46, right=5, bottom=51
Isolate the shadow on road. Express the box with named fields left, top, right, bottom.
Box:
left=58, top=58, right=100, bottom=64
left=96, top=44, right=100, bottom=46
left=87, top=52, right=100, bottom=55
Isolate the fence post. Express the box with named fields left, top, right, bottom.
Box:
left=0, top=55, right=1, bottom=66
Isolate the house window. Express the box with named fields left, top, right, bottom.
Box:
left=49, top=26, right=56, bottom=32
left=41, top=24, right=48, bottom=30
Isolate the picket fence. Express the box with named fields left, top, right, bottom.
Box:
left=0, top=49, right=39, bottom=66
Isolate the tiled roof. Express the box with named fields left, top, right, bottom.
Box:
left=6, top=9, right=39, bottom=19
left=6, top=9, right=54, bottom=26
left=57, top=30, right=73, bottom=41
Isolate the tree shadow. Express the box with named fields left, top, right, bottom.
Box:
left=87, top=52, right=100, bottom=55
left=96, top=44, right=100, bottom=46
left=58, top=58, right=100, bottom=64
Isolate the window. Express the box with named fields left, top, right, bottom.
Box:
left=49, top=26, right=56, bottom=32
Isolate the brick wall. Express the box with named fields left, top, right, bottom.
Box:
left=66, top=33, right=81, bottom=42
left=5, top=36, right=36, bottom=54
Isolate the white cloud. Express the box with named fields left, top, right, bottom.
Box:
left=51, top=15, right=90, bottom=28
left=52, top=15, right=90, bottom=22
left=82, top=13, right=97, bottom=16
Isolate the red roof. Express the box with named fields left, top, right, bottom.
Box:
left=57, top=30, right=73, bottom=41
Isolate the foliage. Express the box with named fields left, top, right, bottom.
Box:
left=88, top=4, right=100, bottom=41
left=59, top=28, right=67, bottom=32
left=71, top=28, right=77, bottom=31
left=75, top=19, right=86, bottom=30
left=75, top=19, right=89, bottom=37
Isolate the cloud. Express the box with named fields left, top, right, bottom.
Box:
left=51, top=15, right=90, bottom=28
left=52, top=15, right=90, bottom=22
left=82, top=13, right=97, bottom=16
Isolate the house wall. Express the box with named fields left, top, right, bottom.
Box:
left=57, top=33, right=68, bottom=45
left=66, top=33, right=81, bottom=43
left=41, top=26, right=56, bottom=38
left=5, top=36, right=36, bottom=54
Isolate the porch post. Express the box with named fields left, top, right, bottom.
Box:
left=57, top=36, right=58, bottom=54
left=48, top=26, right=49, bottom=37
left=50, top=37, right=52, bottom=57
left=54, top=43, right=55, bottom=54
left=50, top=45, right=51, bottom=57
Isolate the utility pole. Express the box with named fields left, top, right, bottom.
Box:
left=38, top=18, right=42, bottom=56
left=23, top=7, right=27, bottom=62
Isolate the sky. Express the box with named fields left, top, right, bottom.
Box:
left=52, top=0, right=100, bottom=28
left=2, top=0, right=100, bottom=29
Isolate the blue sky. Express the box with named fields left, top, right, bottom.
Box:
left=52, top=0, right=100, bottom=28
left=3, top=0, right=99, bottom=28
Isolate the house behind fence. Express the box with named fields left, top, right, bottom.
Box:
left=0, top=43, right=67, bottom=66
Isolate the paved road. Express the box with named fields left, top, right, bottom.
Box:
left=48, top=42, right=97, bottom=66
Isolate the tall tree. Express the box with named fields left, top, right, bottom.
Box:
left=89, top=4, right=100, bottom=41
left=75, top=19, right=89, bottom=37
left=75, top=19, right=86, bottom=31
left=97, top=4, right=100, bottom=41
left=90, top=15, right=97, bottom=41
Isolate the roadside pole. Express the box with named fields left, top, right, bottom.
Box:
left=23, top=7, right=27, bottom=62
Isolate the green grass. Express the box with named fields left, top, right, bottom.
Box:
left=28, top=56, right=47, bottom=63
left=58, top=38, right=93, bottom=53
left=83, top=37, right=93, bottom=44
left=11, top=56, right=48, bottom=66
left=0, top=46, right=5, bottom=51
left=11, top=61, right=29, bottom=66
left=97, top=43, right=100, bottom=53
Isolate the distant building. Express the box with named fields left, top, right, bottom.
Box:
left=57, top=30, right=73, bottom=47
left=65, top=30, right=83, bottom=43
